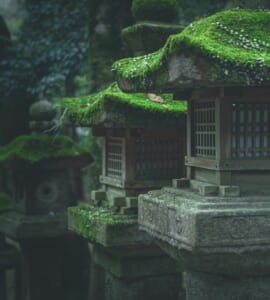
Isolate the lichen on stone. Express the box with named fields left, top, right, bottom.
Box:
left=0, top=134, right=90, bottom=165
left=113, top=9, right=270, bottom=92
left=62, top=82, right=187, bottom=127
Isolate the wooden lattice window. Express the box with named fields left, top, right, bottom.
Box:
left=106, top=137, right=124, bottom=179
left=193, top=102, right=216, bottom=158
left=231, top=103, right=270, bottom=158
left=135, top=139, right=182, bottom=180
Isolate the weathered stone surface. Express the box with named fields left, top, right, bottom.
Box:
left=103, top=271, right=183, bottom=300
left=190, top=179, right=218, bottom=196
left=139, top=187, right=270, bottom=275
left=0, top=212, right=68, bottom=239
left=68, top=207, right=152, bottom=247
left=92, top=244, right=183, bottom=300
left=185, top=271, right=270, bottom=300
left=219, top=185, right=240, bottom=197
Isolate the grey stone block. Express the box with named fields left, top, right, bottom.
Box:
left=219, top=185, right=240, bottom=197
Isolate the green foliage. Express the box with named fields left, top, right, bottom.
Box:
left=113, top=9, right=270, bottom=90
left=69, top=204, right=135, bottom=241
left=0, top=134, right=90, bottom=165
left=131, top=0, right=179, bottom=22
left=62, top=82, right=187, bottom=127
left=0, top=0, right=89, bottom=99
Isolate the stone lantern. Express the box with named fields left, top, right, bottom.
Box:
left=0, top=100, right=92, bottom=300
left=64, top=82, right=186, bottom=300
left=114, top=9, right=270, bottom=300
left=4, top=100, right=92, bottom=215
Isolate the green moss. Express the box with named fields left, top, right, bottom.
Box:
left=0, top=134, right=90, bottom=165
left=131, top=0, right=179, bottom=22
left=68, top=204, right=136, bottom=241
left=62, top=82, right=187, bottom=127
left=0, top=192, right=13, bottom=212
left=113, top=9, right=270, bottom=91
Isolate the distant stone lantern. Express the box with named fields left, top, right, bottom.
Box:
left=115, top=9, right=270, bottom=300
left=1, top=100, right=92, bottom=215
left=0, top=100, right=92, bottom=300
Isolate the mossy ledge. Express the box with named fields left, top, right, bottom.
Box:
left=0, top=134, right=90, bottom=165
left=68, top=204, right=136, bottom=242
left=62, top=82, right=187, bottom=128
left=113, top=9, right=270, bottom=92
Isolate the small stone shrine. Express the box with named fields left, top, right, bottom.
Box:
left=64, top=81, right=187, bottom=300
left=0, top=100, right=92, bottom=300
left=114, top=8, right=270, bottom=300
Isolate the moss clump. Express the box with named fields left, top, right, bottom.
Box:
left=113, top=9, right=270, bottom=91
left=69, top=204, right=136, bottom=241
left=0, top=192, right=13, bottom=212
left=0, top=134, right=90, bottom=165
left=131, top=0, right=179, bottom=22
left=62, top=82, right=187, bottom=127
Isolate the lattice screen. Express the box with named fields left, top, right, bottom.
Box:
left=135, top=139, right=182, bottom=180
left=106, top=137, right=124, bottom=179
left=193, top=102, right=216, bottom=158
left=231, top=103, right=270, bottom=158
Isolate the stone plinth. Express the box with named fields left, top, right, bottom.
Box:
left=68, top=204, right=184, bottom=300
left=139, top=187, right=270, bottom=299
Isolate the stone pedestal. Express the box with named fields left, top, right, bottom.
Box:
left=139, top=187, right=270, bottom=300
left=69, top=204, right=184, bottom=300
left=93, top=245, right=183, bottom=300
left=20, top=236, right=89, bottom=300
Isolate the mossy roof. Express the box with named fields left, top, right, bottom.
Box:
left=0, top=134, right=91, bottom=166
left=62, top=82, right=187, bottom=128
left=113, top=9, right=270, bottom=92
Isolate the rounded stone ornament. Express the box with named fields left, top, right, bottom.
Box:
left=29, top=100, right=57, bottom=133
left=29, top=100, right=57, bottom=122
left=131, top=0, right=179, bottom=22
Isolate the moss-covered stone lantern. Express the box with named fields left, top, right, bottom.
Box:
left=114, top=9, right=270, bottom=300
left=0, top=100, right=92, bottom=300
left=63, top=82, right=186, bottom=211
left=63, top=82, right=187, bottom=300
left=0, top=100, right=92, bottom=215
